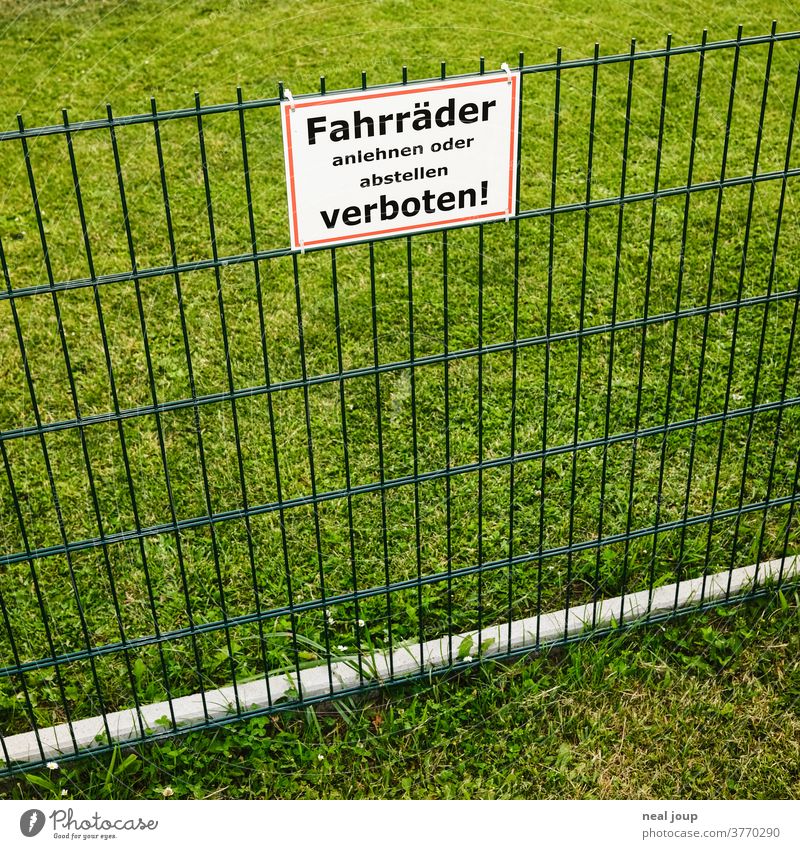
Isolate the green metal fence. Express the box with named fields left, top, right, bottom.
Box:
left=1, top=25, right=799, bottom=773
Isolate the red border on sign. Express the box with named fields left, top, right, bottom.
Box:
left=284, top=74, right=518, bottom=248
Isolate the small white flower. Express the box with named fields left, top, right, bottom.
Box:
left=162, top=786, right=174, bottom=797
left=465, top=655, right=473, bottom=663
left=337, top=645, right=347, bottom=652
left=46, top=761, right=59, bottom=771
left=317, top=753, right=325, bottom=761
left=357, top=619, right=365, bottom=627
left=61, top=789, right=68, bottom=796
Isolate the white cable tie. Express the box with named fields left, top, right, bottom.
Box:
left=285, top=88, right=297, bottom=111
left=501, top=63, right=513, bottom=222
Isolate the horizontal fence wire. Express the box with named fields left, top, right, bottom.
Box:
left=1, top=26, right=800, bottom=773
left=0, top=169, right=797, bottom=302
left=0, top=28, right=796, bottom=143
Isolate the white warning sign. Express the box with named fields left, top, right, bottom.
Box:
left=280, top=70, right=521, bottom=250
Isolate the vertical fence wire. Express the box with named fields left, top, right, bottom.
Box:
left=755, top=64, right=800, bottom=582
left=594, top=39, right=636, bottom=629
left=619, top=34, right=671, bottom=626
left=150, top=97, right=210, bottom=722
left=649, top=31, right=706, bottom=618
left=677, top=26, right=743, bottom=609
left=731, top=50, right=799, bottom=592
left=542, top=48, right=560, bottom=642
left=62, top=107, right=146, bottom=740
left=18, top=112, right=112, bottom=745
left=708, top=22, right=776, bottom=602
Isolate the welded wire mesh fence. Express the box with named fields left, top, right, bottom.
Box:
left=1, top=26, right=799, bottom=774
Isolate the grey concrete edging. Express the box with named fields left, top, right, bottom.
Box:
left=2, top=555, right=797, bottom=764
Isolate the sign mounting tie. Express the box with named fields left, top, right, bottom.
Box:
left=501, top=63, right=513, bottom=223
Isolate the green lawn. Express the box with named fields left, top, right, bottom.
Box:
left=0, top=0, right=799, bottom=797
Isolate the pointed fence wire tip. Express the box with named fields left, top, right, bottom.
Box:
left=284, top=88, right=297, bottom=111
